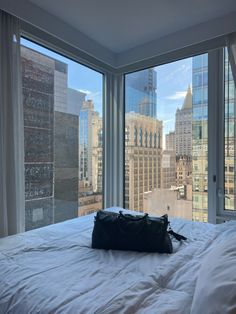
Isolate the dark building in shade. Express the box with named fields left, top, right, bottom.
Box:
left=125, top=68, right=157, bottom=118
left=54, top=111, right=79, bottom=223
left=22, top=46, right=55, bottom=230
left=21, top=46, right=82, bottom=230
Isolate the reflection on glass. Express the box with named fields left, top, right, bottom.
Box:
left=21, top=38, right=103, bottom=231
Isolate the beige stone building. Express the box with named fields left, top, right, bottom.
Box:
left=192, top=119, right=208, bottom=222
left=176, top=156, right=192, bottom=187
left=166, top=131, right=175, bottom=151
left=91, top=111, right=103, bottom=193
left=161, top=150, right=176, bottom=189
left=125, top=112, right=162, bottom=212
left=144, top=189, right=192, bottom=220
left=175, top=86, right=192, bottom=157
left=78, top=194, right=102, bottom=216
left=175, top=87, right=193, bottom=202
left=162, top=131, right=176, bottom=189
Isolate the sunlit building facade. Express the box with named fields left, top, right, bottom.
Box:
left=166, top=131, right=175, bottom=151
left=175, top=87, right=192, bottom=201
left=125, top=113, right=162, bottom=211
left=162, top=150, right=176, bottom=189
left=175, top=86, right=192, bottom=157
left=79, top=100, right=103, bottom=215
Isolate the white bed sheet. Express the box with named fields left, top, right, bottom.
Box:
left=0, top=207, right=236, bottom=314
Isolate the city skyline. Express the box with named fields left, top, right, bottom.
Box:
left=21, top=37, right=235, bottom=227
left=21, top=38, right=103, bottom=116
left=124, top=54, right=206, bottom=221
left=22, top=37, right=193, bottom=133
left=22, top=42, right=104, bottom=229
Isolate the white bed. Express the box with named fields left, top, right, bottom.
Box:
left=0, top=207, right=236, bottom=314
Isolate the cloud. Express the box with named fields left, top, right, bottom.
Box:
left=77, top=89, right=102, bottom=100
left=155, top=61, right=192, bottom=85
left=89, top=91, right=101, bottom=98
left=163, top=119, right=174, bottom=124
left=78, top=89, right=91, bottom=95
left=165, top=91, right=187, bottom=100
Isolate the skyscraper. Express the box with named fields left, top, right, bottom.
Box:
left=161, top=150, right=176, bottom=189
left=192, top=51, right=235, bottom=221
left=125, top=113, right=162, bottom=211
left=125, top=68, right=161, bottom=212
left=78, top=100, right=103, bottom=216
left=162, top=131, right=176, bottom=189
left=79, top=100, right=94, bottom=184
left=125, top=68, right=157, bottom=118
left=175, top=86, right=192, bottom=157
left=192, top=54, right=208, bottom=222
left=224, top=50, right=236, bottom=211
left=22, top=46, right=81, bottom=230
left=166, top=131, right=175, bottom=151
left=175, top=87, right=192, bottom=195
left=67, top=88, right=86, bottom=115
left=22, top=46, right=56, bottom=230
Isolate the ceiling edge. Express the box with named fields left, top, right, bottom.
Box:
left=0, top=0, right=116, bottom=68
left=116, top=11, right=236, bottom=68
left=0, top=1, right=236, bottom=71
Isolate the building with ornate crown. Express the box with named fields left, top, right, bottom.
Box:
left=125, top=112, right=162, bottom=211
left=175, top=86, right=192, bottom=200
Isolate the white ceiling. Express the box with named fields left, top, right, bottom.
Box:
left=28, top=0, right=236, bottom=53
left=1, top=0, right=236, bottom=68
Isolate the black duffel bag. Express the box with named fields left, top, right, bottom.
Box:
left=92, top=210, right=186, bottom=253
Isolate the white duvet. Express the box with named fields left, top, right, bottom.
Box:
left=0, top=207, right=236, bottom=314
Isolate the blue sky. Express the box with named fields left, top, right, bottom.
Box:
left=155, top=58, right=192, bottom=135
left=22, top=38, right=192, bottom=138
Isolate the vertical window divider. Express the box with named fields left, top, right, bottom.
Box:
left=103, top=72, right=124, bottom=209
left=208, top=48, right=224, bottom=223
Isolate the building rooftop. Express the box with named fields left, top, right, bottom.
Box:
left=182, top=85, right=192, bottom=109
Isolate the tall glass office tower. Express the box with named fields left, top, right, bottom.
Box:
left=192, top=54, right=208, bottom=222
left=125, top=68, right=157, bottom=118
left=224, top=50, right=236, bottom=211
left=192, top=51, right=235, bottom=221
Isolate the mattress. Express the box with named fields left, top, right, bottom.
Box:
left=0, top=207, right=236, bottom=314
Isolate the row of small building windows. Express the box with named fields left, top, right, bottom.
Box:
left=134, top=128, right=161, bottom=148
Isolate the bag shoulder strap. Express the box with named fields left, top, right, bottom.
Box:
left=168, top=225, right=187, bottom=241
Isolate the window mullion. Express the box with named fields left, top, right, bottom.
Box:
left=103, top=72, right=124, bottom=209
left=208, top=48, right=224, bottom=223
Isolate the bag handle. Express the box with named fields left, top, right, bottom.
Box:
left=119, top=211, right=148, bottom=221
left=168, top=225, right=187, bottom=241
left=117, top=211, right=147, bottom=238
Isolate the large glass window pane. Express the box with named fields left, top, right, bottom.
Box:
left=224, top=48, right=236, bottom=211
left=21, top=38, right=103, bottom=231
left=125, top=54, right=208, bottom=222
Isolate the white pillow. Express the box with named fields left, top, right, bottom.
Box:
left=191, top=237, right=236, bottom=314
